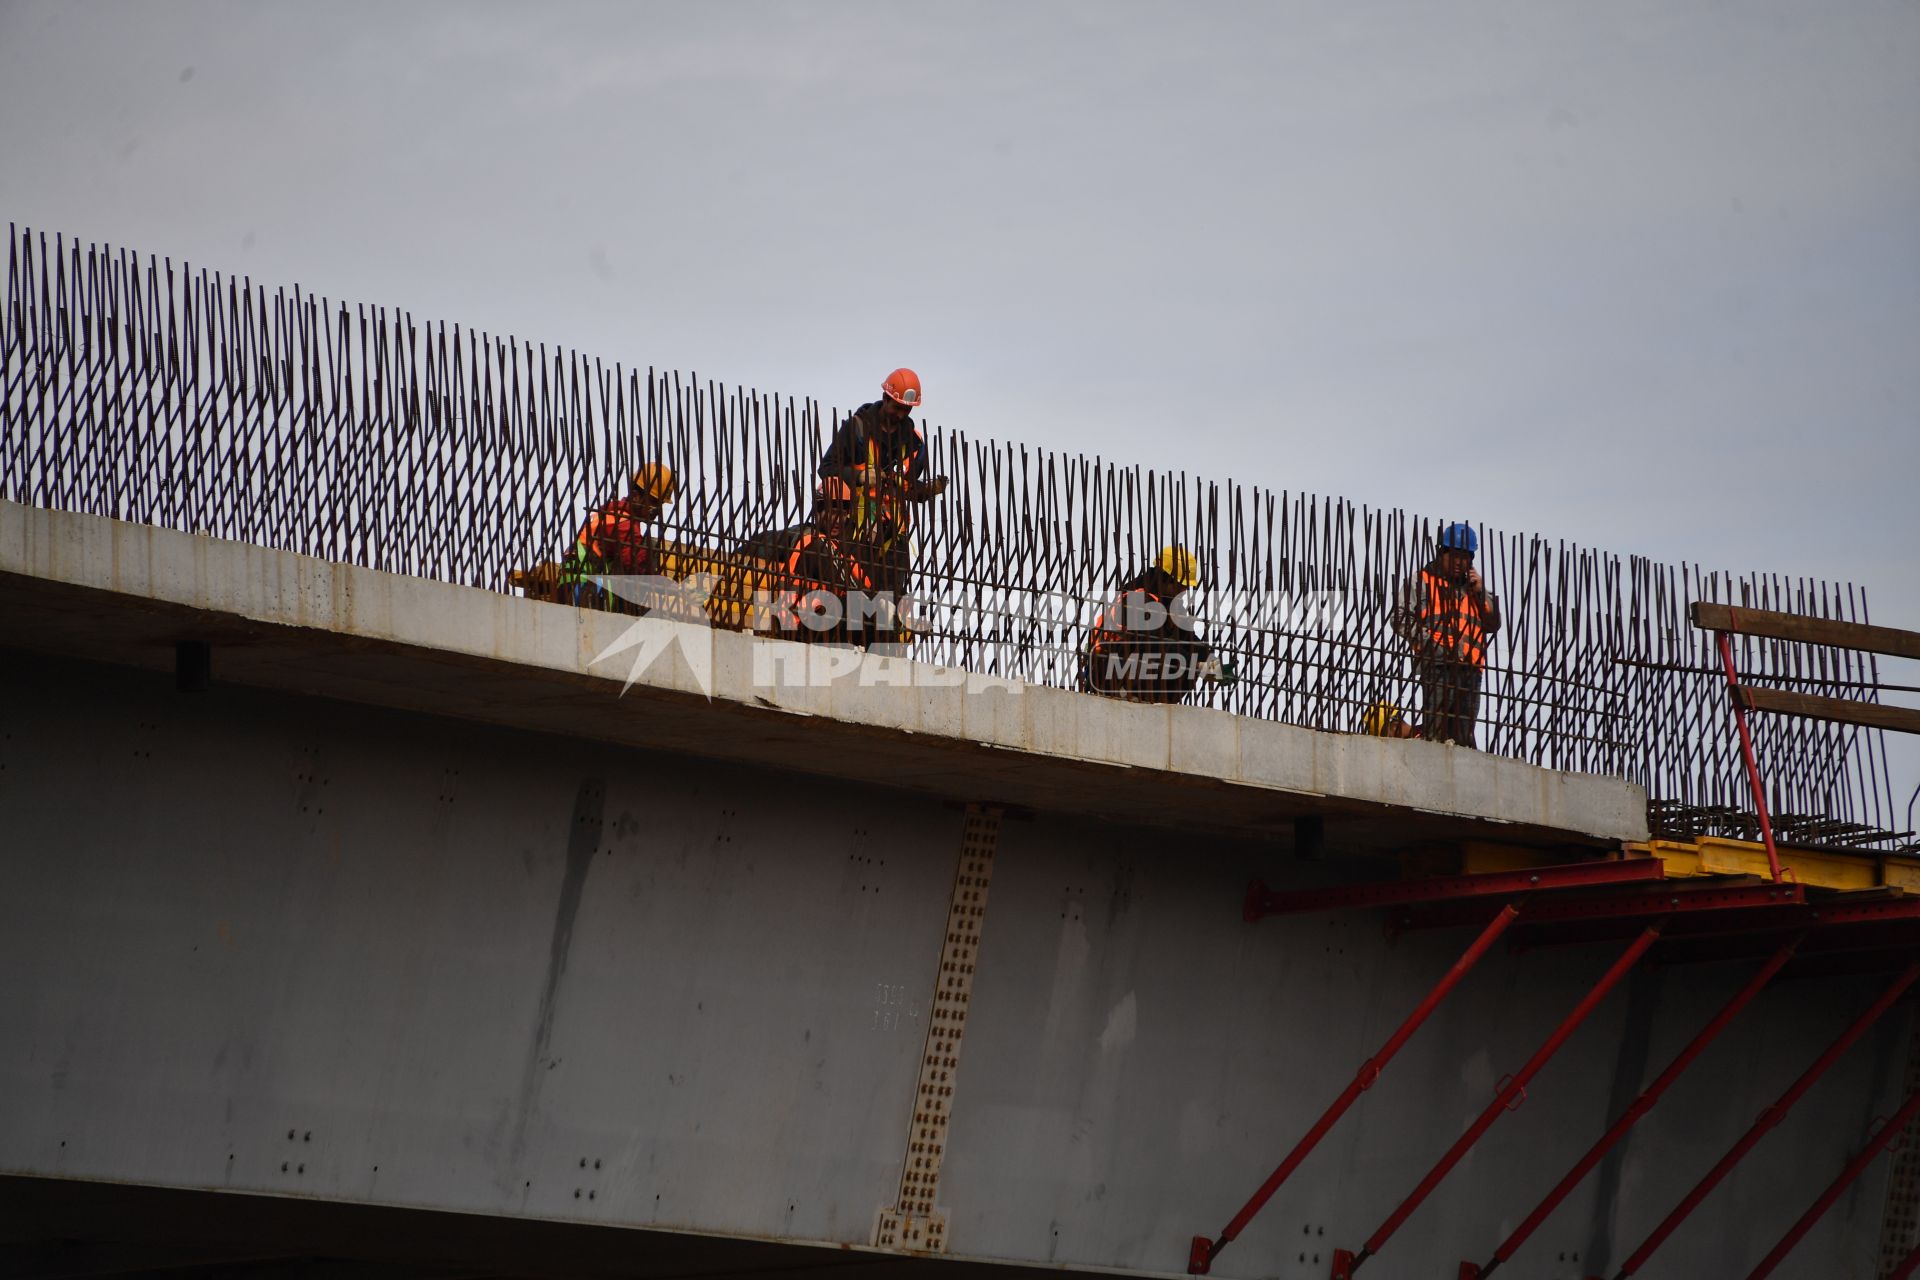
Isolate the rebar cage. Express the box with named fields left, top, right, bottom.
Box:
left=1, top=226, right=1904, bottom=849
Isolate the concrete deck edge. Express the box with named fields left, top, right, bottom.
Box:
left=0, top=500, right=1650, bottom=842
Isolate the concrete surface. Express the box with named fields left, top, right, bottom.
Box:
left=0, top=500, right=1648, bottom=854
left=0, top=652, right=1902, bottom=1280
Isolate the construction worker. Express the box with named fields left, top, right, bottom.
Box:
left=1361, top=699, right=1419, bottom=740
left=1391, top=522, right=1501, bottom=747
left=817, top=368, right=950, bottom=627
left=1080, top=546, right=1234, bottom=704
left=777, top=478, right=875, bottom=646
left=556, top=463, right=677, bottom=613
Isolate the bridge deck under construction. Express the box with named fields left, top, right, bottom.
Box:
left=3, top=501, right=1916, bottom=1280
left=3, top=228, right=1917, bottom=1280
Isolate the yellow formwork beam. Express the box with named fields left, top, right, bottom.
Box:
left=1404, top=842, right=1592, bottom=880
left=1453, top=842, right=1563, bottom=874
left=1436, top=837, right=1917, bottom=894
left=1625, top=837, right=1920, bottom=892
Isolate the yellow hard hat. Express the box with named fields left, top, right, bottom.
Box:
left=1155, top=545, right=1199, bottom=589
left=1362, top=700, right=1405, bottom=737
left=629, top=463, right=677, bottom=502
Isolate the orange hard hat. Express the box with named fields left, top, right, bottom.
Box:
left=881, top=368, right=922, bottom=408
left=815, top=477, right=858, bottom=508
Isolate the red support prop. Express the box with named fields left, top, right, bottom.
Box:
left=1187, top=903, right=1522, bottom=1273
left=1611, top=962, right=1920, bottom=1278
left=1395, top=881, right=1803, bottom=936
left=1743, top=1087, right=1920, bottom=1279
left=1469, top=939, right=1798, bottom=1277
left=1891, top=1239, right=1920, bottom=1280
left=1717, top=628, right=1785, bottom=883
left=1338, top=924, right=1662, bottom=1275
left=1245, top=857, right=1662, bottom=920
left=1815, top=897, right=1920, bottom=926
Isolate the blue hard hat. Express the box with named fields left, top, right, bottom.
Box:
left=1439, top=522, right=1478, bottom=554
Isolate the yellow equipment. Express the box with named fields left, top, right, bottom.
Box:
left=1363, top=700, right=1406, bottom=737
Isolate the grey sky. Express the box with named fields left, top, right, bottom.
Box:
left=3, top=0, right=1916, bottom=791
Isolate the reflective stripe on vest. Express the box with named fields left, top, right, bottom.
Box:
left=784, top=533, right=871, bottom=597
left=1420, top=570, right=1488, bottom=667
left=1090, top=589, right=1169, bottom=648
left=852, top=428, right=921, bottom=549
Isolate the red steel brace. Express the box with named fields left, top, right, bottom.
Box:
left=1332, top=923, right=1662, bottom=1278
left=1246, top=858, right=1662, bottom=920
left=1187, top=903, right=1523, bottom=1274
left=1891, top=1239, right=1920, bottom=1280
left=1463, top=937, right=1800, bottom=1278
left=1716, top=621, right=1785, bottom=883
left=1611, top=961, right=1920, bottom=1278
left=1744, top=1086, right=1920, bottom=1279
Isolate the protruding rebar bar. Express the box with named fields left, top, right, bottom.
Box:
left=0, top=224, right=1901, bottom=847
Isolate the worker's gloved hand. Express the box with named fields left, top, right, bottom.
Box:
left=907, top=475, right=950, bottom=501
left=1203, top=657, right=1240, bottom=685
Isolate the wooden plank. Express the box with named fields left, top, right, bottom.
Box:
left=1735, top=685, right=1920, bottom=735
left=1692, top=601, right=1920, bottom=659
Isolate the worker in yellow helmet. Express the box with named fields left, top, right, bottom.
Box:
left=1079, top=545, right=1236, bottom=704
left=1361, top=699, right=1419, bottom=740
left=555, top=463, right=678, bottom=612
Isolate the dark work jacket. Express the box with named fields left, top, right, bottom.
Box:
left=817, top=401, right=929, bottom=488
left=1079, top=572, right=1213, bottom=704
left=779, top=526, right=873, bottom=646
left=818, top=402, right=929, bottom=561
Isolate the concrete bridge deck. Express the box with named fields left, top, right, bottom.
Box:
left=0, top=501, right=1645, bottom=856
left=0, top=503, right=1906, bottom=1280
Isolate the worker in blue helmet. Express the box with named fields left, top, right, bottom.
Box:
left=1390, top=522, right=1502, bottom=747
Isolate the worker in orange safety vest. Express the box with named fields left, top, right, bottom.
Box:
left=777, top=478, right=875, bottom=646
left=556, top=463, right=677, bottom=613
left=1390, top=522, right=1502, bottom=747
left=817, top=368, right=949, bottom=644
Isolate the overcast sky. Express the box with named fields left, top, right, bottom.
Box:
left=3, top=0, right=1916, bottom=790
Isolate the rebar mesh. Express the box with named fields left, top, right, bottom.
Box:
left=1, top=226, right=1904, bottom=849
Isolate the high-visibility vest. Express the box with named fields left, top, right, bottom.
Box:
left=1417, top=569, right=1489, bottom=667
left=850, top=428, right=924, bottom=551
left=1090, top=591, right=1159, bottom=687
left=1084, top=589, right=1207, bottom=699
left=780, top=532, right=872, bottom=630
left=1089, top=589, right=1162, bottom=654
left=559, top=502, right=652, bottom=582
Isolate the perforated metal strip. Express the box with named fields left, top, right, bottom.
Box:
left=875, top=804, right=1001, bottom=1253
left=1877, top=1012, right=1920, bottom=1272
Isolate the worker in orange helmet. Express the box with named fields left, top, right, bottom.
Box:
left=817, top=368, right=950, bottom=643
